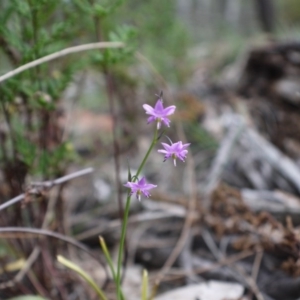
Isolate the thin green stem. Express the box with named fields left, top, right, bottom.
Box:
left=116, top=127, right=158, bottom=300
left=135, top=127, right=158, bottom=179
left=99, top=236, right=126, bottom=300
left=116, top=192, right=131, bottom=300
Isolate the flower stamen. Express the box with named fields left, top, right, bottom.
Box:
left=143, top=97, right=176, bottom=130
left=124, top=177, right=157, bottom=201
left=158, top=141, right=190, bottom=166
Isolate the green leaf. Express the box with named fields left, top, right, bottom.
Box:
left=99, top=237, right=117, bottom=282
left=93, top=4, right=108, bottom=17
left=14, top=133, right=37, bottom=167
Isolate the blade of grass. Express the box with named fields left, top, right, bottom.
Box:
left=99, top=236, right=126, bottom=299
left=141, top=269, right=148, bottom=300
left=99, top=236, right=117, bottom=281
left=57, top=255, right=108, bottom=300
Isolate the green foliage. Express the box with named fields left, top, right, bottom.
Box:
left=89, top=24, right=137, bottom=67
left=14, top=134, right=36, bottom=167
left=278, top=0, right=300, bottom=25
left=0, top=0, right=139, bottom=298
left=0, top=0, right=134, bottom=178
left=113, top=0, right=192, bottom=84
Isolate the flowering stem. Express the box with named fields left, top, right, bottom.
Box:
left=135, top=127, right=158, bottom=178
left=116, top=127, right=158, bottom=300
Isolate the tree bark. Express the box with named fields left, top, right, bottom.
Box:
left=254, top=0, right=276, bottom=33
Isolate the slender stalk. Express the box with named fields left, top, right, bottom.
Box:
left=0, top=227, right=93, bottom=256
left=136, top=127, right=158, bottom=178
left=99, top=237, right=126, bottom=300
left=0, top=42, right=124, bottom=83
left=104, top=70, right=124, bottom=233
left=116, top=127, right=158, bottom=300
left=116, top=192, right=131, bottom=300
left=90, top=0, right=125, bottom=229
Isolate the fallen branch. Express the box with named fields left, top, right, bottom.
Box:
left=242, top=125, right=300, bottom=193
left=241, top=189, right=300, bottom=214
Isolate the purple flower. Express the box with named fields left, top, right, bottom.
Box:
left=158, top=141, right=190, bottom=166
left=124, top=177, right=157, bottom=201
left=143, top=98, right=176, bottom=129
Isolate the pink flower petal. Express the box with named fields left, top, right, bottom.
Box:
left=143, top=104, right=154, bottom=114
left=163, top=106, right=176, bottom=115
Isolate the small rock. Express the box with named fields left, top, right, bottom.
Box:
left=155, top=280, right=244, bottom=300
left=274, top=79, right=300, bottom=105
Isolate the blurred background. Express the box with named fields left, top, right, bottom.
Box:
left=2, top=1, right=300, bottom=300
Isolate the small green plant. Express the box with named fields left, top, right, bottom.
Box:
left=0, top=0, right=135, bottom=298
left=0, top=1, right=193, bottom=299
left=57, top=93, right=190, bottom=300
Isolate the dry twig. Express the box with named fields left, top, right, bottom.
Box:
left=202, top=229, right=265, bottom=300
left=155, top=249, right=257, bottom=282
left=0, top=167, right=94, bottom=211
left=0, top=227, right=108, bottom=289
